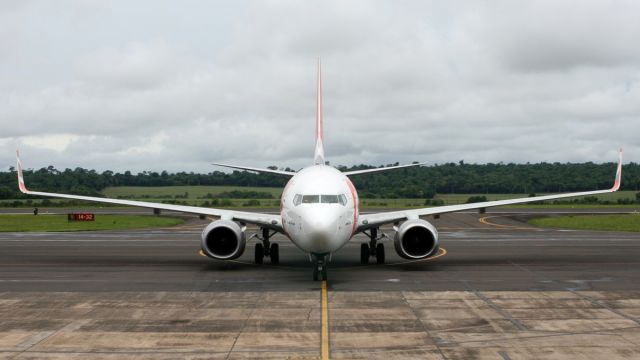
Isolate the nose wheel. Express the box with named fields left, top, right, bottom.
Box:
left=312, top=254, right=328, bottom=281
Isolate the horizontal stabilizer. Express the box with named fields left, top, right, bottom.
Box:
left=212, top=163, right=296, bottom=176
left=343, top=162, right=427, bottom=176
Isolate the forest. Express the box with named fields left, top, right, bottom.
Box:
left=1, top=161, right=638, bottom=201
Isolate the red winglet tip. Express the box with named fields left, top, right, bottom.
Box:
left=16, top=149, right=28, bottom=193
left=611, top=149, right=622, bottom=191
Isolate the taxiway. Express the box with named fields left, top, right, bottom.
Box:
left=1, top=209, right=639, bottom=359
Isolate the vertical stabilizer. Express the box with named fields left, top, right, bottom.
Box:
left=314, top=59, right=325, bottom=165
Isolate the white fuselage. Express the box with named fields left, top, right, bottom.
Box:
left=280, top=165, right=359, bottom=254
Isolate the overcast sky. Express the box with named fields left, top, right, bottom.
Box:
left=1, top=0, right=638, bottom=172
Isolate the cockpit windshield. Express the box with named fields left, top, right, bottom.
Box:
left=321, top=195, right=340, bottom=203
left=302, top=195, right=320, bottom=204
left=294, top=194, right=347, bottom=206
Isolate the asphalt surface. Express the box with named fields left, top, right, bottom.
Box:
left=1, top=209, right=640, bottom=359
left=1, top=210, right=639, bottom=291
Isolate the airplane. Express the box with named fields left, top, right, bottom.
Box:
left=16, top=62, right=623, bottom=281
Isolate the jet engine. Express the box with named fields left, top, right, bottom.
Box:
left=201, top=220, right=246, bottom=260
left=393, top=219, right=439, bottom=259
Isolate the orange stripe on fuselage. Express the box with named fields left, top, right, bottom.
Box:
left=345, top=178, right=358, bottom=237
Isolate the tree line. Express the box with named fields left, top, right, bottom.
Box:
left=1, top=161, right=638, bottom=201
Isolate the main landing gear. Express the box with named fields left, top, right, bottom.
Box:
left=360, top=227, right=386, bottom=264
left=253, top=228, right=279, bottom=264
left=312, top=253, right=329, bottom=281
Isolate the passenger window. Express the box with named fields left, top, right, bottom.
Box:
left=302, top=195, right=320, bottom=203
left=293, top=194, right=302, bottom=206
left=339, top=194, right=347, bottom=206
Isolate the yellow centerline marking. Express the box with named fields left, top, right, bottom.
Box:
left=479, top=215, right=537, bottom=230
left=385, top=247, right=448, bottom=266
left=321, top=280, right=329, bottom=360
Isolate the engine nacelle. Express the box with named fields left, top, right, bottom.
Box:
left=201, top=220, right=246, bottom=260
left=393, top=219, right=439, bottom=259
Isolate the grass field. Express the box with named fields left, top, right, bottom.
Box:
left=0, top=214, right=184, bottom=232
left=434, top=191, right=639, bottom=203
left=529, top=214, right=640, bottom=232
left=102, top=186, right=283, bottom=199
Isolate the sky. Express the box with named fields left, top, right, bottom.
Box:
left=1, top=0, right=639, bottom=173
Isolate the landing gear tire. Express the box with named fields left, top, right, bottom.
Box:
left=254, top=243, right=264, bottom=264
left=312, top=254, right=329, bottom=281
left=360, top=243, right=370, bottom=264
left=270, top=243, right=279, bottom=264
left=376, top=243, right=385, bottom=264
left=314, top=263, right=327, bottom=281
left=313, top=264, right=327, bottom=281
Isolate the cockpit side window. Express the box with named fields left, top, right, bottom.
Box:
left=293, top=194, right=302, bottom=206
left=339, top=194, right=347, bottom=206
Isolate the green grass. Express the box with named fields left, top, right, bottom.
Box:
left=102, top=186, right=283, bottom=199
left=0, top=214, right=184, bottom=232
left=529, top=214, right=640, bottom=232
left=434, top=191, right=639, bottom=204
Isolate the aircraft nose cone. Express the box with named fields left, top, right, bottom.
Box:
left=302, top=208, right=340, bottom=253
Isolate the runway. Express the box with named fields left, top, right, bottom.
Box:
left=1, top=209, right=640, bottom=358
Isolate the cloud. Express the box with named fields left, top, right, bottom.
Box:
left=475, top=1, right=640, bottom=72
left=0, top=0, right=638, bottom=172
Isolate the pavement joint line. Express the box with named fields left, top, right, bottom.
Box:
left=400, top=291, right=449, bottom=360
left=508, top=260, right=640, bottom=326
left=224, top=291, right=262, bottom=359
left=464, top=282, right=528, bottom=331
left=14, top=330, right=56, bottom=352
left=11, top=319, right=92, bottom=356
left=321, top=280, right=329, bottom=360
left=432, top=324, right=640, bottom=347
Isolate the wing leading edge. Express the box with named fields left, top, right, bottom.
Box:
left=358, top=149, right=623, bottom=231
left=17, top=151, right=283, bottom=231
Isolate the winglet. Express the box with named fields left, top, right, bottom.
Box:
left=314, top=58, right=325, bottom=165
left=16, top=149, right=29, bottom=193
left=611, top=148, right=623, bottom=191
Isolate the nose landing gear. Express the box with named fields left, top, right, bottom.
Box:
left=252, top=228, right=279, bottom=264
left=312, top=253, right=329, bottom=281
left=360, top=227, right=387, bottom=264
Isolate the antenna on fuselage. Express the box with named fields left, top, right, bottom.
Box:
left=314, top=58, right=325, bottom=165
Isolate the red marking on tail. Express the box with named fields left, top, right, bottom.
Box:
left=314, top=59, right=325, bottom=165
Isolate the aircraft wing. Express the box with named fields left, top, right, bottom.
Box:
left=343, top=162, right=426, bottom=176
left=17, top=152, right=283, bottom=231
left=358, top=149, right=623, bottom=231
